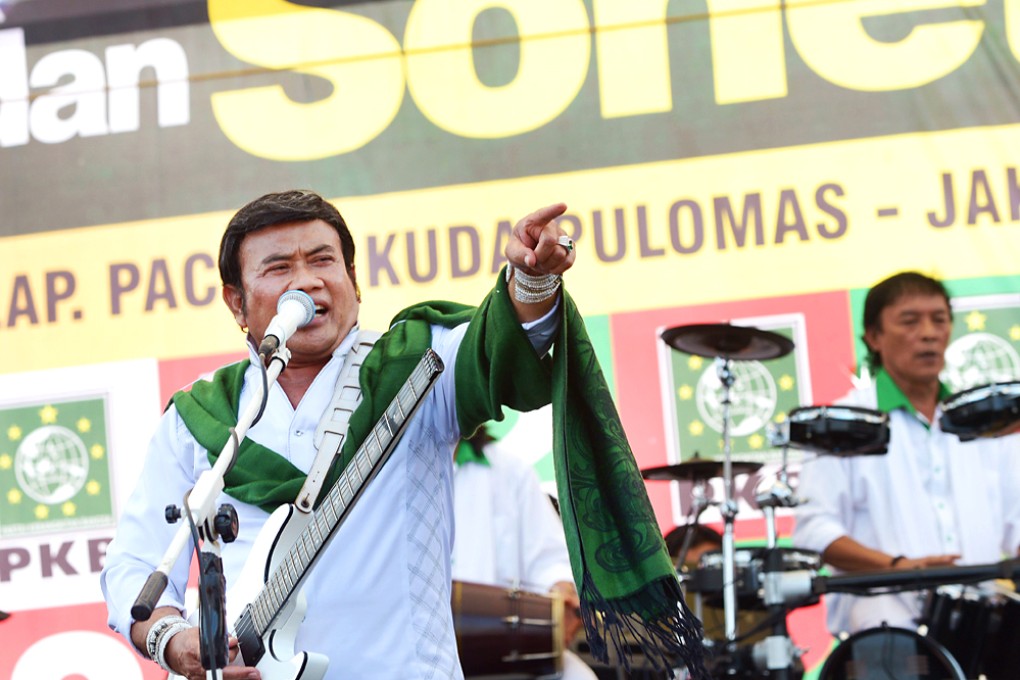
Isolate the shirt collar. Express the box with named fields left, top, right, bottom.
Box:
left=874, top=367, right=952, bottom=421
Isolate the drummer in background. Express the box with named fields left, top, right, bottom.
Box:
left=794, top=271, right=1020, bottom=635
left=665, top=524, right=771, bottom=649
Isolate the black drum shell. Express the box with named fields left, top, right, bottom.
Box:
left=787, top=405, right=890, bottom=456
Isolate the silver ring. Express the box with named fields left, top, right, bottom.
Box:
left=557, top=235, right=574, bottom=252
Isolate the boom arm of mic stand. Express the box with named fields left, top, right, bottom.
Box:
left=130, top=351, right=289, bottom=621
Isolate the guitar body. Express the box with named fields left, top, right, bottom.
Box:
left=234, top=504, right=329, bottom=680
left=169, top=504, right=329, bottom=680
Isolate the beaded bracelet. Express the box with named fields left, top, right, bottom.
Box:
left=155, top=619, right=193, bottom=673
left=507, top=264, right=561, bottom=304
left=145, top=615, right=187, bottom=662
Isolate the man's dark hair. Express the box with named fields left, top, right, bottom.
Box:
left=663, top=524, right=723, bottom=561
left=862, top=271, right=951, bottom=371
left=218, top=190, right=358, bottom=295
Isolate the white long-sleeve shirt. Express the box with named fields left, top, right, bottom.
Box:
left=793, top=377, right=1020, bottom=635
left=101, top=305, right=560, bottom=680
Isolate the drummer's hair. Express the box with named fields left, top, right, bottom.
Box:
left=663, top=524, right=723, bottom=560
left=862, top=271, right=951, bottom=370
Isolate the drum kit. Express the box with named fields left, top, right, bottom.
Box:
left=645, top=322, right=1020, bottom=680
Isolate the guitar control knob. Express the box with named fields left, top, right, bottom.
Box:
left=214, top=504, right=239, bottom=543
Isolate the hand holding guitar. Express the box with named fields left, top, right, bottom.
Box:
left=166, top=628, right=259, bottom=680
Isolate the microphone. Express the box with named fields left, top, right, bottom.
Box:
left=257, top=290, right=316, bottom=359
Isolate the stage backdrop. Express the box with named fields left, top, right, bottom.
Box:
left=2, top=1, right=1019, bottom=678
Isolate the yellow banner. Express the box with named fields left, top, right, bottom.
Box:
left=2, top=123, right=1018, bottom=374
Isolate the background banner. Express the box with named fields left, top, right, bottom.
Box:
left=2, top=1, right=1019, bottom=677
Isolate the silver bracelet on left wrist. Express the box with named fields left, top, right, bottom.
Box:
left=507, top=264, right=561, bottom=304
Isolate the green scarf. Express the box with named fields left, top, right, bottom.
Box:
left=172, top=270, right=706, bottom=677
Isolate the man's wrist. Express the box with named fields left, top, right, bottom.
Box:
left=889, top=555, right=906, bottom=567
left=143, top=614, right=191, bottom=671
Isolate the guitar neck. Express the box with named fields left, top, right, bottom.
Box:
left=240, top=348, right=444, bottom=641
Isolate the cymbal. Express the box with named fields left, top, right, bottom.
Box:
left=661, top=323, right=794, bottom=361
left=641, top=458, right=764, bottom=482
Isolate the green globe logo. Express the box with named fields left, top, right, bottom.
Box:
left=14, top=425, right=89, bottom=505
left=943, top=332, right=1020, bottom=393
left=695, top=361, right=778, bottom=437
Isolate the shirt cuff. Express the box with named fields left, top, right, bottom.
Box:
left=521, top=297, right=561, bottom=355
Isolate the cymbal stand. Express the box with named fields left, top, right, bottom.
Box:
left=715, top=356, right=740, bottom=644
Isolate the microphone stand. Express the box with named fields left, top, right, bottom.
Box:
left=131, top=347, right=292, bottom=679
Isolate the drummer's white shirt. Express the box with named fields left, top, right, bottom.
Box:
left=793, top=379, right=1020, bottom=636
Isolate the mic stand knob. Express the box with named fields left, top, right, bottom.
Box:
left=165, top=504, right=182, bottom=524
left=213, top=504, right=239, bottom=544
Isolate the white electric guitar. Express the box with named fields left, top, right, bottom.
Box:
left=171, top=348, right=444, bottom=680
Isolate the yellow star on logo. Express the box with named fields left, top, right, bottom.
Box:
left=77, top=417, right=92, bottom=433
left=39, top=404, right=58, bottom=424
left=774, top=412, right=787, bottom=423
left=677, top=385, right=693, bottom=400
left=965, top=310, right=987, bottom=332
left=7, top=488, right=22, bottom=504
left=688, top=356, right=703, bottom=370
left=35, top=504, right=49, bottom=520
left=748, top=434, right=764, bottom=449
left=7, top=425, right=22, bottom=441
left=62, top=501, right=76, bottom=517
left=0, top=454, right=11, bottom=470
left=778, top=375, right=794, bottom=391
left=1010, top=325, right=1020, bottom=342
left=86, top=480, right=101, bottom=495
left=688, top=420, right=705, bottom=436
left=90, top=444, right=105, bottom=460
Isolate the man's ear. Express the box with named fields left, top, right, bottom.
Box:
left=349, top=265, right=361, bottom=302
left=862, top=326, right=879, bottom=353
left=222, top=285, right=246, bottom=328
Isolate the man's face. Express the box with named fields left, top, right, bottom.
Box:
left=222, top=219, right=359, bottom=367
left=865, top=292, right=952, bottom=386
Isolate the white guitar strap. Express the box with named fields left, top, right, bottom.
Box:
left=295, top=329, right=381, bottom=514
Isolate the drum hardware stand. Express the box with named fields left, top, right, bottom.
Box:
left=673, top=479, right=713, bottom=571
left=757, top=423, right=801, bottom=550
left=656, top=322, right=796, bottom=679
left=715, top=356, right=741, bottom=646
left=749, top=425, right=805, bottom=679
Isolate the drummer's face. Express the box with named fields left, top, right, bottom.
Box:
left=866, top=292, right=951, bottom=385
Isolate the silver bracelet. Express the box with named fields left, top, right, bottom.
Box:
left=145, top=614, right=187, bottom=661
left=155, top=619, right=193, bottom=673
left=508, top=264, right=561, bottom=304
